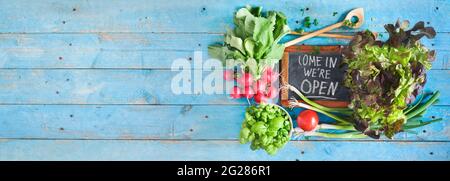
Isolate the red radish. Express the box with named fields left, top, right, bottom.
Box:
left=242, top=86, right=255, bottom=99
left=230, top=86, right=241, bottom=99
left=261, top=68, right=279, bottom=84
left=237, top=73, right=253, bottom=87
left=223, top=70, right=235, bottom=81
left=265, top=86, right=279, bottom=99
left=253, top=80, right=267, bottom=94
left=254, top=93, right=268, bottom=103
left=296, top=110, right=319, bottom=131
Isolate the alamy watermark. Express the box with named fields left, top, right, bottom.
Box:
left=170, top=51, right=279, bottom=96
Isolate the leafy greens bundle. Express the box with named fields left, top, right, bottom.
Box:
left=208, top=6, right=290, bottom=79
left=342, top=20, right=436, bottom=138
left=240, top=104, right=291, bottom=155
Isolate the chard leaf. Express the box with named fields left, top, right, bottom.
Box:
left=244, top=38, right=256, bottom=57
left=208, top=6, right=289, bottom=82
left=272, top=12, right=290, bottom=44
left=253, top=17, right=275, bottom=59
left=243, top=15, right=256, bottom=38
left=246, top=58, right=258, bottom=78
left=247, top=5, right=262, bottom=17
left=208, top=45, right=226, bottom=61
left=235, top=6, right=253, bottom=20
left=234, top=8, right=253, bottom=38
left=225, top=35, right=245, bottom=55
left=265, top=43, right=285, bottom=61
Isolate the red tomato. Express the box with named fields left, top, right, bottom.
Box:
left=237, top=73, right=253, bottom=87
left=230, top=86, right=241, bottom=99
left=242, top=86, right=255, bottom=99
left=296, top=110, right=319, bottom=131
left=223, top=70, right=235, bottom=81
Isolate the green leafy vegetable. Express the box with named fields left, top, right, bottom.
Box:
left=313, top=18, right=319, bottom=26
left=285, top=20, right=442, bottom=140
left=342, top=20, right=436, bottom=138
left=294, top=28, right=305, bottom=34
left=303, top=16, right=312, bottom=28
left=343, top=19, right=357, bottom=27
left=299, top=16, right=319, bottom=30
left=288, top=84, right=442, bottom=139
left=208, top=6, right=290, bottom=80
left=240, top=104, right=291, bottom=155
left=405, top=91, right=440, bottom=119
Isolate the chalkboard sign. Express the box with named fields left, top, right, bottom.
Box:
left=280, top=45, right=350, bottom=107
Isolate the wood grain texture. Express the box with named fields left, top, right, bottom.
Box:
left=0, top=0, right=448, bottom=160
left=0, top=105, right=448, bottom=141
left=0, top=33, right=448, bottom=69
left=0, top=0, right=447, bottom=33
left=0, top=69, right=447, bottom=105
left=0, top=140, right=448, bottom=161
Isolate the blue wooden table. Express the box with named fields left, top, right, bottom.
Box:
left=0, top=0, right=449, bottom=160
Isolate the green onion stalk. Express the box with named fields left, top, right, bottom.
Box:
left=403, top=92, right=427, bottom=114
left=284, top=84, right=353, bottom=124
left=317, top=123, right=357, bottom=131
left=292, top=124, right=367, bottom=139
left=302, top=131, right=367, bottom=139
left=284, top=84, right=443, bottom=139
left=286, top=85, right=353, bottom=114
left=405, top=91, right=440, bottom=119
left=288, top=99, right=350, bottom=125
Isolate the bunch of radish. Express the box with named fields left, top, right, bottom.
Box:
left=225, top=68, right=279, bottom=103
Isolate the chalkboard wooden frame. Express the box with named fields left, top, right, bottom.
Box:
left=280, top=45, right=350, bottom=107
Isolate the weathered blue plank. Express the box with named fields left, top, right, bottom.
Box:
left=0, top=0, right=447, bottom=33
left=0, top=69, right=447, bottom=105
left=0, top=0, right=448, bottom=161
left=0, top=105, right=447, bottom=141
left=1, top=33, right=447, bottom=50
left=0, top=140, right=448, bottom=161
left=0, top=33, right=220, bottom=51
left=0, top=33, right=448, bottom=69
